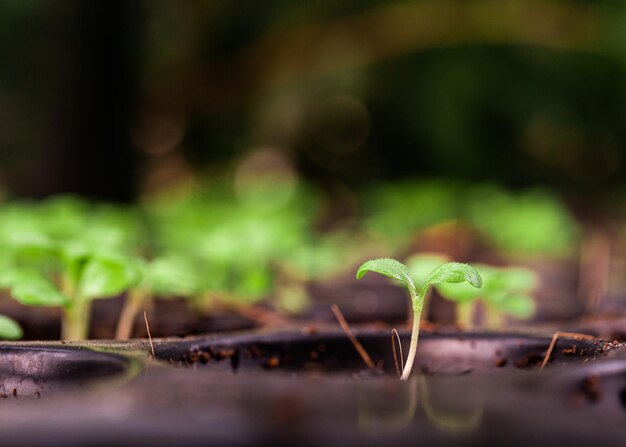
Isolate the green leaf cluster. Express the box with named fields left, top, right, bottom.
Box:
left=466, top=187, right=577, bottom=257
left=0, top=179, right=355, bottom=339
left=0, top=198, right=143, bottom=303
left=435, top=265, right=536, bottom=318
left=364, top=181, right=578, bottom=257
left=146, top=181, right=352, bottom=305
left=364, top=180, right=461, bottom=242
left=357, top=258, right=482, bottom=311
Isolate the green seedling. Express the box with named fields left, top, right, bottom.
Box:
left=364, top=180, right=461, bottom=246
left=406, top=254, right=537, bottom=328
left=436, top=265, right=537, bottom=328
left=0, top=314, right=23, bottom=340
left=115, top=254, right=204, bottom=339
left=0, top=251, right=141, bottom=340
left=0, top=198, right=143, bottom=340
left=467, top=186, right=577, bottom=257
left=357, top=258, right=482, bottom=380
left=147, top=180, right=324, bottom=315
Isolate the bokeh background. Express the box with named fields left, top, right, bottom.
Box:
left=1, top=0, right=626, bottom=338
left=1, top=0, right=625, bottom=200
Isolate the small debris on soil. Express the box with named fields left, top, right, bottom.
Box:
left=215, top=348, right=236, bottom=360
left=263, top=356, right=281, bottom=369
left=177, top=346, right=236, bottom=367
left=580, top=374, right=602, bottom=402
left=514, top=353, right=544, bottom=368
left=301, top=325, right=318, bottom=336
left=495, top=357, right=508, bottom=367
left=245, top=345, right=264, bottom=359
left=561, top=346, right=576, bottom=355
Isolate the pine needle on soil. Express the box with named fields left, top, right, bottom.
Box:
left=331, top=304, right=375, bottom=369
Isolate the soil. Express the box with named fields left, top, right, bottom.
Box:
left=154, top=328, right=613, bottom=375
left=0, top=327, right=623, bottom=446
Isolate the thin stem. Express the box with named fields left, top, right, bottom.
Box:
left=484, top=304, right=503, bottom=328
left=401, top=292, right=424, bottom=381
left=115, top=289, right=148, bottom=340
left=62, top=297, right=90, bottom=340
left=456, top=301, right=474, bottom=329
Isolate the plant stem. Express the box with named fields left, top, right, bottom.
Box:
left=116, top=289, right=148, bottom=340
left=62, top=297, right=90, bottom=340
left=484, top=305, right=503, bottom=328
left=456, top=302, right=474, bottom=329
left=401, top=297, right=424, bottom=381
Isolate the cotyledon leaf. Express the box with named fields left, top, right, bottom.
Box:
left=356, top=258, right=417, bottom=297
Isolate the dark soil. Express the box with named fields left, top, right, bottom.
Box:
left=154, top=329, right=612, bottom=376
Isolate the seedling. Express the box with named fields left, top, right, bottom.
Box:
left=467, top=186, right=577, bottom=256
left=0, top=198, right=142, bottom=340
left=435, top=265, right=537, bottom=328
left=357, top=258, right=482, bottom=380
left=0, top=250, right=141, bottom=340
left=115, top=255, right=204, bottom=339
left=407, top=254, right=537, bottom=328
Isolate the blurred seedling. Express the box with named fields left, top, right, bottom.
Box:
left=0, top=314, right=23, bottom=340
left=406, top=254, right=538, bottom=328
left=435, top=265, right=537, bottom=328
left=115, top=255, right=204, bottom=339
left=357, top=258, right=482, bottom=380
left=0, top=197, right=142, bottom=340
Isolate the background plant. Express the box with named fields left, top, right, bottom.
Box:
left=0, top=314, right=22, bottom=340
left=0, top=197, right=142, bottom=340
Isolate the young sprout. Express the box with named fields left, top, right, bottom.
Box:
left=357, top=258, right=482, bottom=380
left=115, top=255, right=203, bottom=339
left=0, top=197, right=144, bottom=340
left=436, top=265, right=537, bottom=328
left=0, top=252, right=141, bottom=340
left=0, top=315, right=23, bottom=340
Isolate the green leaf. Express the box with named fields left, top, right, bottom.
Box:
left=146, top=256, right=202, bottom=296
left=78, top=254, right=141, bottom=299
left=436, top=281, right=482, bottom=303
left=1, top=270, right=69, bottom=306
left=356, top=258, right=417, bottom=297
left=490, top=294, right=535, bottom=318
left=497, top=267, right=538, bottom=291
left=423, top=262, right=482, bottom=291
left=0, top=315, right=23, bottom=340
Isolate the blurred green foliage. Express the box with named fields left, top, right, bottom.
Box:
left=0, top=314, right=22, bottom=340
left=1, top=1, right=626, bottom=199
left=365, top=180, right=578, bottom=257
left=408, top=253, right=538, bottom=326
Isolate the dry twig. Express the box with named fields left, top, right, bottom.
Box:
left=331, top=304, right=375, bottom=369
left=144, top=310, right=156, bottom=361
left=391, top=328, right=404, bottom=378
left=540, top=331, right=596, bottom=371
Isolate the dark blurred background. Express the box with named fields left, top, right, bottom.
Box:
left=0, top=0, right=625, bottom=203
